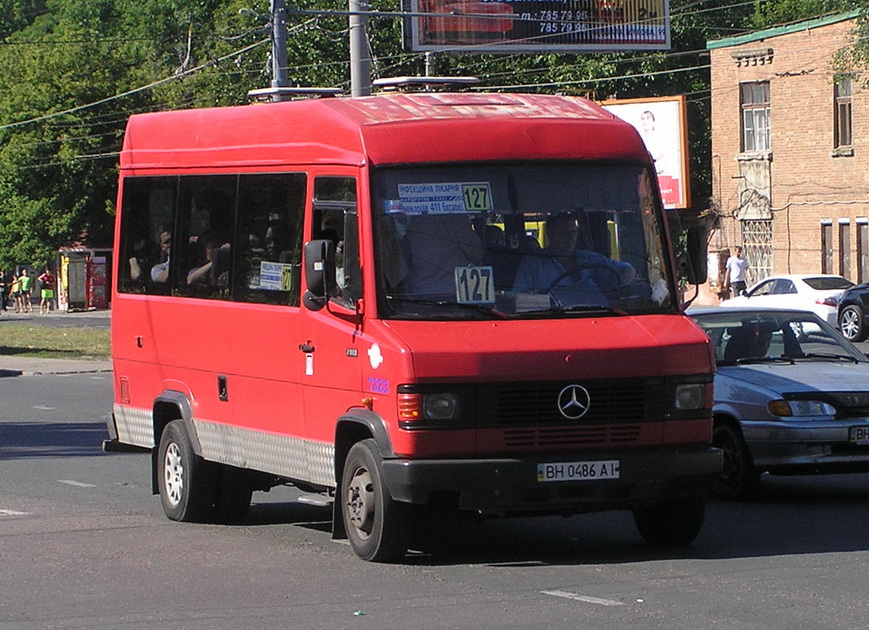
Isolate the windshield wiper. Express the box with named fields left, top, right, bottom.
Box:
left=723, top=356, right=795, bottom=365
left=557, top=304, right=628, bottom=316
left=385, top=295, right=508, bottom=319
left=786, top=352, right=862, bottom=363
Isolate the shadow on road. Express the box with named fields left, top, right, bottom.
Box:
left=0, top=421, right=110, bottom=459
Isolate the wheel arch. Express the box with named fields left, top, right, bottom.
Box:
left=332, top=408, right=395, bottom=540
left=150, top=391, right=197, bottom=494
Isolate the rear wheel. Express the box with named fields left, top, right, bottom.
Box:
left=633, top=493, right=706, bottom=547
left=341, top=439, right=411, bottom=562
left=839, top=305, right=868, bottom=342
left=158, top=420, right=216, bottom=522
left=712, top=423, right=760, bottom=501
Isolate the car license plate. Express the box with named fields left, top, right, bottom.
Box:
left=849, top=426, right=869, bottom=445
left=537, top=460, right=620, bottom=482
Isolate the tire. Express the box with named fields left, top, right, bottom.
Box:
left=711, top=423, right=760, bottom=501
left=157, top=420, right=216, bottom=522
left=839, top=304, right=868, bottom=342
left=212, top=465, right=253, bottom=524
left=633, top=493, right=706, bottom=547
left=341, top=439, right=411, bottom=562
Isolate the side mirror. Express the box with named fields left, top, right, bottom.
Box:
left=303, top=239, right=336, bottom=311
left=684, top=224, right=708, bottom=286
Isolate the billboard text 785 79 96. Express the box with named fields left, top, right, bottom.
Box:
left=404, top=0, right=670, bottom=53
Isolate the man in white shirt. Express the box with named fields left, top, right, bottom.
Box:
left=724, top=246, right=749, bottom=297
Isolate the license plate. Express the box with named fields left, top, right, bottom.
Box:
left=537, top=460, right=620, bottom=482
left=849, top=426, right=869, bottom=445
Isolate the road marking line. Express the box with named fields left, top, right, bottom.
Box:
left=0, top=509, right=30, bottom=516
left=58, top=479, right=96, bottom=488
left=542, top=590, right=625, bottom=607
left=33, top=405, right=55, bottom=410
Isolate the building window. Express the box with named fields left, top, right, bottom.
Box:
left=858, top=219, right=869, bottom=283
left=740, top=81, right=771, bottom=153
left=821, top=221, right=833, bottom=274
left=834, top=76, right=853, bottom=151
left=839, top=220, right=851, bottom=281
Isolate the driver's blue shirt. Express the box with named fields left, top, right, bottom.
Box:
left=512, top=249, right=631, bottom=307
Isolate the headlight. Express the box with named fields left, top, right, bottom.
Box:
left=423, top=393, right=459, bottom=420
left=768, top=399, right=836, bottom=417
left=674, top=383, right=707, bottom=410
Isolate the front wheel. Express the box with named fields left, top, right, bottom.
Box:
left=158, top=420, right=216, bottom=522
left=633, top=494, right=706, bottom=547
left=712, top=423, right=760, bottom=501
left=341, top=439, right=411, bottom=562
left=839, top=305, right=868, bottom=342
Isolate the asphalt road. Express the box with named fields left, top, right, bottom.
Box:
left=2, top=370, right=869, bottom=629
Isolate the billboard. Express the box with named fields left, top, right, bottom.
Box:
left=404, top=0, right=670, bottom=53
left=601, top=95, right=690, bottom=210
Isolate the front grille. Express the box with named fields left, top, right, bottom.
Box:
left=481, top=379, right=660, bottom=427
left=503, top=424, right=643, bottom=447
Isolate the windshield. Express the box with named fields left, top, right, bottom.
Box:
left=371, top=163, right=676, bottom=320
left=691, top=310, right=867, bottom=364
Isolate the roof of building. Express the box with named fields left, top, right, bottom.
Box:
left=707, top=10, right=860, bottom=50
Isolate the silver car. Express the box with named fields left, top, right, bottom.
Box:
left=690, top=307, right=869, bottom=500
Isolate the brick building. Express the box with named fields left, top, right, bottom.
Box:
left=706, top=10, right=867, bottom=299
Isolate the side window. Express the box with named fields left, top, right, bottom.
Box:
left=117, top=177, right=176, bottom=295
left=174, top=176, right=238, bottom=300
left=313, top=177, right=361, bottom=308
left=235, top=173, right=306, bottom=306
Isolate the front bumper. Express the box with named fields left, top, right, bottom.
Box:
left=745, top=421, right=869, bottom=473
left=381, top=447, right=722, bottom=514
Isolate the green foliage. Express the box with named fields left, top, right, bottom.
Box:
left=0, top=0, right=867, bottom=272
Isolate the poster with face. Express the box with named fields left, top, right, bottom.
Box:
left=602, top=95, right=689, bottom=209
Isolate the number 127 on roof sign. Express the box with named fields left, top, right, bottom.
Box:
left=404, top=0, right=670, bottom=53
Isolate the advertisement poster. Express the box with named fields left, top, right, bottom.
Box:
left=602, top=95, right=690, bottom=209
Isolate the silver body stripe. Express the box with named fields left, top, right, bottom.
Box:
left=113, top=404, right=155, bottom=448
left=112, top=404, right=335, bottom=487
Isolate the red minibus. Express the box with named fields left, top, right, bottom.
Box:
left=105, top=88, right=720, bottom=561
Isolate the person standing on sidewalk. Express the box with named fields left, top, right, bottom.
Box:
left=0, top=271, right=7, bottom=314
left=18, top=269, right=33, bottom=312
left=724, top=246, right=750, bottom=297
left=10, top=271, right=21, bottom=312
left=37, top=267, right=56, bottom=314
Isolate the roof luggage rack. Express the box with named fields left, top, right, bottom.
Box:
left=247, top=86, right=343, bottom=102
left=372, top=76, right=480, bottom=92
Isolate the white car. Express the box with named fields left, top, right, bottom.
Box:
left=719, top=274, right=854, bottom=327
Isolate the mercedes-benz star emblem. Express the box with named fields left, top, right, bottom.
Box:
left=557, top=384, right=591, bottom=420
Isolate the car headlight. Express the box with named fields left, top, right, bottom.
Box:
left=768, top=399, right=836, bottom=418
left=674, top=383, right=707, bottom=411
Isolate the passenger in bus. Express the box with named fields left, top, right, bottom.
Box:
left=128, top=236, right=159, bottom=282
left=264, top=220, right=294, bottom=263
left=187, top=233, right=231, bottom=286
left=150, top=228, right=172, bottom=283
left=512, top=212, right=635, bottom=306
left=405, top=213, right=484, bottom=296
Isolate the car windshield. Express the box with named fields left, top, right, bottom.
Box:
left=371, top=163, right=676, bottom=320
left=691, top=310, right=867, bottom=364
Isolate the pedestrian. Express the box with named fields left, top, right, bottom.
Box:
left=10, top=270, right=21, bottom=312
left=0, top=270, right=7, bottom=314
left=724, top=246, right=750, bottom=297
left=37, top=267, right=57, bottom=314
left=18, top=268, right=33, bottom=312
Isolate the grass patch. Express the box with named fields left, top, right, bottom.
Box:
left=0, top=324, right=110, bottom=360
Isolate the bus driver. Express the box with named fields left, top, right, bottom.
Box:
left=512, top=212, right=635, bottom=307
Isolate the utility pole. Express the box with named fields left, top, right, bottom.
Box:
left=349, top=0, right=371, bottom=96
left=270, top=0, right=291, bottom=100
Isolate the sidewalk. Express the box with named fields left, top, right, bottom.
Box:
left=0, top=356, right=112, bottom=377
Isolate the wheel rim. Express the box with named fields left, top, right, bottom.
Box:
left=841, top=308, right=860, bottom=339
left=163, top=442, right=184, bottom=507
left=346, top=466, right=375, bottom=541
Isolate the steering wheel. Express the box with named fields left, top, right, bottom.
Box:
left=543, top=263, right=625, bottom=295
